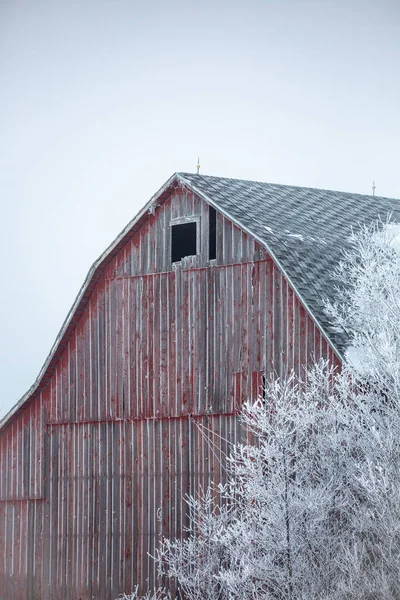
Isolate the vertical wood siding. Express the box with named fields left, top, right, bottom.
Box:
left=0, top=188, right=341, bottom=599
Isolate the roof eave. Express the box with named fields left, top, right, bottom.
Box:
left=0, top=172, right=180, bottom=432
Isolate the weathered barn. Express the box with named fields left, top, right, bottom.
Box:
left=1, top=173, right=400, bottom=599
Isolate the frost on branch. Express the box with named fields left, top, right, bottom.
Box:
left=117, top=585, right=171, bottom=600
left=326, top=218, right=400, bottom=390
left=158, top=489, right=233, bottom=600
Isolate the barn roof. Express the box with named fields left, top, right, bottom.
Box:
left=178, top=173, right=400, bottom=353
left=2, top=172, right=400, bottom=430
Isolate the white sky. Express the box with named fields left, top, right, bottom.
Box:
left=1, top=0, right=399, bottom=416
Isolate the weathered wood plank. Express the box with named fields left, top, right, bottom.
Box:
left=0, top=187, right=341, bottom=599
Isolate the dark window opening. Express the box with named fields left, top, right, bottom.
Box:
left=209, top=206, right=217, bottom=260
left=171, top=222, right=197, bottom=263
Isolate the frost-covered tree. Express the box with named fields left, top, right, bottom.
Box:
left=326, top=218, right=400, bottom=390
left=158, top=364, right=400, bottom=599
left=159, top=488, right=233, bottom=600
left=122, top=220, right=400, bottom=599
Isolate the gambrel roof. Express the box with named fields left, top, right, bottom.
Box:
left=2, top=172, right=400, bottom=429
left=179, top=172, right=400, bottom=353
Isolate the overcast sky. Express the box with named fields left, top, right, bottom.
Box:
left=1, top=0, right=399, bottom=416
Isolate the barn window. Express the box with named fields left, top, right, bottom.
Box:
left=209, top=206, right=217, bottom=260
left=171, top=221, right=198, bottom=263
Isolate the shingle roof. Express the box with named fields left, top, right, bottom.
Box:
left=178, top=172, right=400, bottom=354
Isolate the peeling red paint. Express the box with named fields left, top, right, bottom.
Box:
left=0, top=188, right=341, bottom=599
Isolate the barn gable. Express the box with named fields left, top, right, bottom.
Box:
left=1, top=172, right=399, bottom=599
left=1, top=172, right=354, bottom=430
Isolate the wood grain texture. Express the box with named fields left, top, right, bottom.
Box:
left=0, top=188, right=341, bottom=599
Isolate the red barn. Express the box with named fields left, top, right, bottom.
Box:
left=1, top=173, right=399, bottom=599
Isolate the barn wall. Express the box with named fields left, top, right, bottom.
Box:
left=0, top=188, right=340, bottom=599
left=0, top=394, right=47, bottom=599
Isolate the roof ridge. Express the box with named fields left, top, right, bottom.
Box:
left=178, top=172, right=400, bottom=203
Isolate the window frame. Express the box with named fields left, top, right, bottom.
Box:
left=170, top=216, right=201, bottom=264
